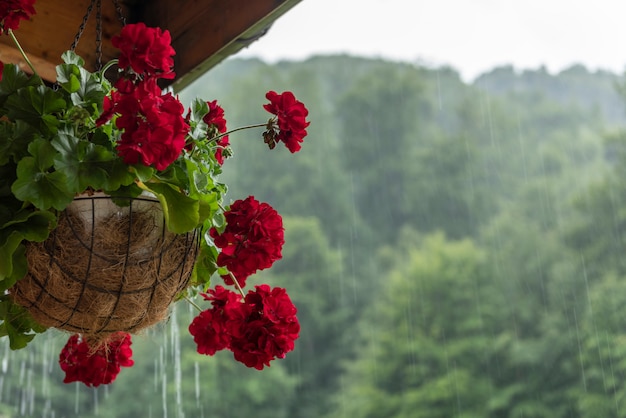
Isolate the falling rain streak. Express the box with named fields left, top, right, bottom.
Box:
left=3, top=44, right=626, bottom=418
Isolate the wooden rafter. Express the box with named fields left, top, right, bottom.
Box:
left=0, top=0, right=302, bottom=90
left=136, top=0, right=302, bottom=90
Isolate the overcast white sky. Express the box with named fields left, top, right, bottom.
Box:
left=235, top=0, right=626, bottom=81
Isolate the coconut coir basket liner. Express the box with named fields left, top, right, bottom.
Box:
left=11, top=195, right=200, bottom=343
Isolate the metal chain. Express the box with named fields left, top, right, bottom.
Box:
left=95, top=0, right=102, bottom=70
left=69, top=0, right=126, bottom=71
left=70, top=0, right=97, bottom=52
left=113, top=0, right=127, bottom=26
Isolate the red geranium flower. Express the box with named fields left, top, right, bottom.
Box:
left=203, top=100, right=229, bottom=165
left=0, top=0, right=35, bottom=34
left=230, top=285, right=300, bottom=370
left=111, top=22, right=175, bottom=79
left=188, top=286, right=243, bottom=355
left=59, top=333, right=134, bottom=387
left=209, top=196, right=284, bottom=287
left=189, top=308, right=231, bottom=355
left=203, top=285, right=242, bottom=309
left=263, top=91, right=310, bottom=153
left=95, top=88, right=121, bottom=127
left=189, top=285, right=299, bottom=370
left=0, top=61, right=4, bottom=82
left=203, top=100, right=227, bottom=133
left=107, top=77, right=189, bottom=170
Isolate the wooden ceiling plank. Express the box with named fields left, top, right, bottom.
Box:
left=132, top=0, right=303, bottom=90
left=0, top=0, right=302, bottom=87
left=0, top=0, right=123, bottom=79
left=0, top=43, right=56, bottom=80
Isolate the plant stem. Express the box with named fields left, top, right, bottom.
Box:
left=8, top=29, right=40, bottom=81
left=209, top=122, right=270, bottom=142
left=183, top=295, right=203, bottom=313
left=229, top=272, right=247, bottom=298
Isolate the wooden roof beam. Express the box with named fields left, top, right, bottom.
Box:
left=0, top=0, right=302, bottom=90
left=0, top=0, right=124, bottom=82
left=133, top=0, right=302, bottom=90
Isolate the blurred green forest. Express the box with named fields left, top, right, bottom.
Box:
left=3, top=55, right=626, bottom=417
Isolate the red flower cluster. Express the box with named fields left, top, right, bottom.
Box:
left=111, top=78, right=188, bottom=169
left=59, top=333, right=134, bottom=387
left=98, top=23, right=189, bottom=169
left=0, top=0, right=35, bottom=34
left=203, top=100, right=230, bottom=165
left=210, top=196, right=284, bottom=287
left=189, top=285, right=300, bottom=370
left=111, top=22, right=175, bottom=79
left=263, top=91, right=310, bottom=153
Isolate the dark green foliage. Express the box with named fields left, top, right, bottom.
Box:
left=2, top=54, right=626, bottom=417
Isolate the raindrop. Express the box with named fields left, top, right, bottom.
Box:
left=93, top=387, right=99, bottom=416
left=2, top=343, right=9, bottom=374
left=162, top=373, right=168, bottom=418
left=194, top=361, right=200, bottom=408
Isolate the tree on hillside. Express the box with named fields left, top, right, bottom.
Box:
left=334, top=66, right=429, bottom=242
left=564, top=131, right=626, bottom=282
left=328, top=231, right=501, bottom=418
left=263, top=217, right=355, bottom=418
left=334, top=65, right=498, bottom=241
left=575, top=274, right=626, bottom=418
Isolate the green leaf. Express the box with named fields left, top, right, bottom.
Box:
left=29, top=137, right=54, bottom=169
left=11, top=138, right=73, bottom=210
left=90, top=125, right=115, bottom=146
left=100, top=159, right=135, bottom=191
left=191, top=98, right=209, bottom=122
left=56, top=63, right=81, bottom=93
left=57, top=53, right=106, bottom=108
left=141, top=182, right=200, bottom=233
left=0, top=64, right=42, bottom=109
left=180, top=157, right=223, bottom=225
left=198, top=192, right=220, bottom=225
left=1, top=209, right=55, bottom=240
left=0, top=120, right=37, bottom=165
left=106, top=183, right=143, bottom=202
left=0, top=122, right=14, bottom=165
left=51, top=128, right=119, bottom=192
left=0, top=296, right=46, bottom=350
left=0, top=319, right=38, bottom=350
left=0, top=164, right=18, bottom=202
left=0, top=230, right=24, bottom=280
left=192, top=242, right=218, bottom=288
left=0, top=243, right=27, bottom=291
left=0, top=208, right=55, bottom=284
left=61, top=50, right=85, bottom=66
left=5, top=85, right=66, bottom=134
left=73, top=70, right=105, bottom=108
left=185, top=157, right=214, bottom=195
left=132, top=164, right=156, bottom=183
left=211, top=209, right=226, bottom=229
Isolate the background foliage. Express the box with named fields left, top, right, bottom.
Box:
left=1, top=55, right=626, bottom=417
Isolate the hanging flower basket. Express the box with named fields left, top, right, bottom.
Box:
left=11, top=193, right=200, bottom=342
left=0, top=1, right=310, bottom=387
